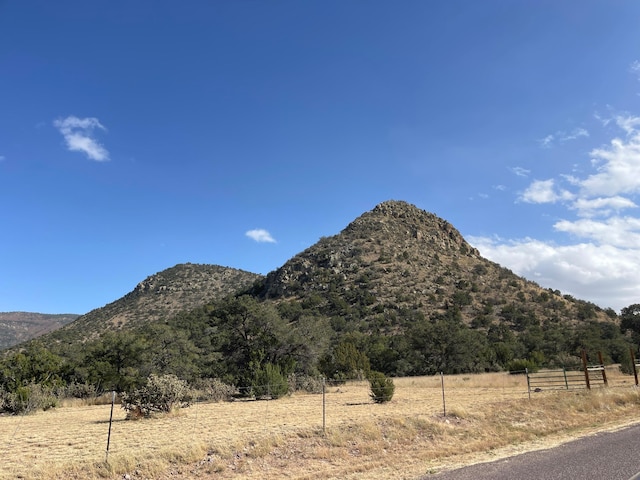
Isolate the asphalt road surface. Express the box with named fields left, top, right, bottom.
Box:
left=425, top=423, right=640, bottom=480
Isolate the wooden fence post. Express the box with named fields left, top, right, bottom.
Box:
left=581, top=350, right=591, bottom=390
left=597, top=351, right=608, bottom=387
left=631, top=348, right=639, bottom=387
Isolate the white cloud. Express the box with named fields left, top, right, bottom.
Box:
left=481, top=105, right=640, bottom=310
left=493, top=184, right=507, bottom=191
left=0, top=155, right=5, bottom=162
left=246, top=229, right=276, bottom=243
left=580, top=127, right=640, bottom=197
left=554, top=216, right=640, bottom=248
left=510, top=167, right=530, bottom=177
left=561, top=128, right=589, bottom=142
left=53, top=116, right=110, bottom=161
left=631, top=60, right=640, bottom=79
left=538, top=128, right=589, bottom=148
left=539, top=135, right=554, bottom=148
left=519, top=179, right=574, bottom=204
left=615, top=114, right=640, bottom=136
left=468, top=236, right=640, bottom=311
left=570, top=196, right=637, bottom=217
left=561, top=174, right=582, bottom=187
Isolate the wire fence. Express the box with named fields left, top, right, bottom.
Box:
left=0, top=368, right=637, bottom=478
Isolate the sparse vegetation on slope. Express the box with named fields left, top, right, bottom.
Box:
left=44, top=263, right=262, bottom=345
left=1, top=201, right=636, bottom=416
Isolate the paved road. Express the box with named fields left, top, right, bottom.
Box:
left=425, top=423, right=640, bottom=480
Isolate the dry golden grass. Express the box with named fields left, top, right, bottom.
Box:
left=1, top=369, right=639, bottom=480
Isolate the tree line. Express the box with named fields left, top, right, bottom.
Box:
left=2, top=297, right=639, bottom=414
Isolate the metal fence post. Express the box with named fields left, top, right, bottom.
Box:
left=440, top=372, right=446, bottom=417
left=526, top=368, right=531, bottom=400
left=322, top=376, right=326, bottom=435
left=563, top=367, right=568, bottom=390
left=105, top=390, right=115, bottom=463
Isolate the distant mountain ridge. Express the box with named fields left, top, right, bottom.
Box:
left=44, top=263, right=262, bottom=345
left=0, top=312, right=79, bottom=350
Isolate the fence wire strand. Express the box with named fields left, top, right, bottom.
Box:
left=1, top=369, right=635, bottom=477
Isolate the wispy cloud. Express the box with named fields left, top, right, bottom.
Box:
left=510, top=167, right=530, bottom=177
left=631, top=60, right=640, bottom=80
left=539, top=134, right=555, bottom=148
left=246, top=229, right=276, bottom=243
left=614, top=115, right=640, bottom=136
left=53, top=116, right=110, bottom=161
left=0, top=155, right=5, bottom=162
left=563, top=128, right=589, bottom=141
left=539, top=128, right=589, bottom=148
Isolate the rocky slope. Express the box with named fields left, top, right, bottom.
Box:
left=47, top=263, right=262, bottom=344
left=254, top=200, right=613, bottom=332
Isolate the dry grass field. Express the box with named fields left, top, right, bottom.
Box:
left=2, top=369, right=640, bottom=480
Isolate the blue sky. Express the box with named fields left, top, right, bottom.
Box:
left=2, top=1, right=640, bottom=314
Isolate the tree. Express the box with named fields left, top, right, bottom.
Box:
left=620, top=304, right=640, bottom=346
left=251, top=363, right=289, bottom=399
left=142, top=324, right=201, bottom=381
left=0, top=342, right=64, bottom=392
left=406, top=309, right=491, bottom=374
left=319, top=341, right=371, bottom=381
left=368, top=371, right=394, bottom=403
left=0, top=343, right=64, bottom=414
left=211, top=296, right=295, bottom=384
left=82, top=332, right=147, bottom=392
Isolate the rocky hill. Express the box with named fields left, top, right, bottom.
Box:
left=0, top=312, right=79, bottom=350
left=47, top=263, right=262, bottom=344
left=254, top=200, right=613, bottom=331
left=5, top=200, right=626, bottom=385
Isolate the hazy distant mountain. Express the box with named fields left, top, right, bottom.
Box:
left=45, top=263, right=262, bottom=345
left=0, top=312, right=79, bottom=350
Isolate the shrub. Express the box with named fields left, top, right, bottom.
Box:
left=121, top=374, right=191, bottom=418
left=320, top=341, right=371, bottom=382
left=368, top=371, right=395, bottom=403
left=287, top=373, right=323, bottom=394
left=61, top=382, right=98, bottom=399
left=507, top=358, right=539, bottom=374
left=0, top=383, right=58, bottom=415
left=192, top=378, right=238, bottom=402
left=251, top=363, right=289, bottom=399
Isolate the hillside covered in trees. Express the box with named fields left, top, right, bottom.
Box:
left=1, top=201, right=637, bottom=411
